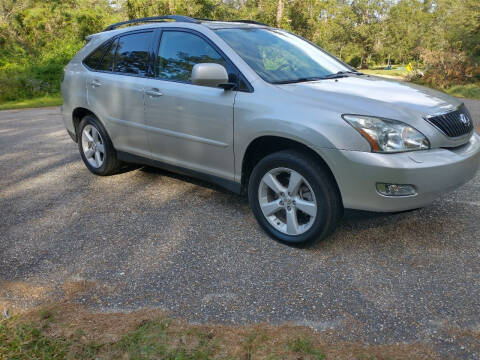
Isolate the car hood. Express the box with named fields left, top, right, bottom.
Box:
left=275, top=75, right=467, bottom=148
left=276, top=74, right=461, bottom=118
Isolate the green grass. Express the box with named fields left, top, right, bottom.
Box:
left=288, top=337, right=326, bottom=360
left=443, top=83, right=480, bottom=100
left=0, top=304, right=437, bottom=359
left=362, top=66, right=409, bottom=78
left=0, top=321, right=70, bottom=359
left=0, top=311, right=324, bottom=360
left=0, top=317, right=218, bottom=360
left=0, top=94, right=62, bottom=110
left=114, top=319, right=217, bottom=360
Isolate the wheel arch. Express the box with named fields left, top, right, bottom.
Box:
left=240, top=135, right=342, bottom=200
left=72, top=107, right=102, bottom=142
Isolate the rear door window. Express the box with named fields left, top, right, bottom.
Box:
left=113, top=31, right=153, bottom=76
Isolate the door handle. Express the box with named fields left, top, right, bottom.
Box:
left=145, top=88, right=163, bottom=97
left=90, top=80, right=102, bottom=88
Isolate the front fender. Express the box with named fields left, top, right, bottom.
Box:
left=233, top=88, right=370, bottom=181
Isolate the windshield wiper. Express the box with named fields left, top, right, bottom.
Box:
left=336, top=70, right=364, bottom=75
left=272, top=74, right=348, bottom=84
left=321, top=73, right=349, bottom=79
left=272, top=76, right=325, bottom=84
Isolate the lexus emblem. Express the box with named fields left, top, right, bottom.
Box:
left=460, top=113, right=470, bottom=126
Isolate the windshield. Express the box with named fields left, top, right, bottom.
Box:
left=215, top=28, right=352, bottom=84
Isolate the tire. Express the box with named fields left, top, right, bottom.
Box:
left=77, top=115, right=122, bottom=176
left=248, top=150, right=343, bottom=245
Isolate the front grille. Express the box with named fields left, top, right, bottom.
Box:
left=425, top=105, right=473, bottom=137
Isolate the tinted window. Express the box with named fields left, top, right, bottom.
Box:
left=113, top=32, right=153, bottom=76
left=97, top=39, right=117, bottom=71
left=83, top=40, right=111, bottom=69
left=157, top=31, right=226, bottom=82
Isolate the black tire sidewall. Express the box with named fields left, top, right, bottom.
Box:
left=77, top=115, right=115, bottom=175
left=248, top=151, right=339, bottom=245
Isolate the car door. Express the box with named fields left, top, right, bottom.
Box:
left=86, top=30, right=154, bottom=157
left=143, top=29, right=236, bottom=181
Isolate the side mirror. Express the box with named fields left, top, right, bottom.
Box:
left=191, top=63, right=233, bottom=89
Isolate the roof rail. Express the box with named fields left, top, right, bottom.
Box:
left=103, top=15, right=200, bottom=32
left=194, top=18, right=270, bottom=26
left=229, top=19, right=270, bottom=26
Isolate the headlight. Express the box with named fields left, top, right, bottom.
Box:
left=342, top=115, right=430, bottom=153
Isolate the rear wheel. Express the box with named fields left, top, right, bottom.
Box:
left=248, top=150, right=342, bottom=245
left=77, top=115, right=121, bottom=175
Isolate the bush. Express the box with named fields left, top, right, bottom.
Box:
left=347, top=55, right=362, bottom=68
left=420, top=49, right=480, bottom=88
left=0, top=63, right=61, bottom=102
left=0, top=38, right=83, bottom=103
left=0, top=0, right=117, bottom=104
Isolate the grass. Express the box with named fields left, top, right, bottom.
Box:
left=0, top=303, right=438, bottom=359
left=362, top=66, right=409, bottom=78
left=288, top=337, right=326, bottom=360
left=442, top=83, right=480, bottom=100
left=0, top=94, right=62, bottom=111
left=411, top=81, right=480, bottom=101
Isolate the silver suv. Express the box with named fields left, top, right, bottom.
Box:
left=61, top=15, right=480, bottom=245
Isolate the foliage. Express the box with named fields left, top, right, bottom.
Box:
left=0, top=0, right=479, bottom=103
left=0, top=94, right=62, bottom=110
left=0, top=0, right=120, bottom=102
left=421, top=49, right=480, bottom=87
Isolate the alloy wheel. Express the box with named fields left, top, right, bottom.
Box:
left=81, top=124, right=105, bottom=168
left=258, top=167, right=317, bottom=235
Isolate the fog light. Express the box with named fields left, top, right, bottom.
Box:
left=376, top=183, right=417, bottom=197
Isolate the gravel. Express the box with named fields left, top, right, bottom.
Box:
left=1, top=103, right=480, bottom=358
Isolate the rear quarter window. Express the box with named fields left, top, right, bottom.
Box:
left=97, top=39, right=118, bottom=71
left=83, top=40, right=112, bottom=70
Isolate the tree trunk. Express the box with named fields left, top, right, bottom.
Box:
left=361, top=55, right=367, bottom=69
left=276, top=0, right=284, bottom=27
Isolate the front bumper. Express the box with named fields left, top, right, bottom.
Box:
left=320, top=133, right=480, bottom=212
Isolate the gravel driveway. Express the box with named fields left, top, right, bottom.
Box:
left=1, top=100, right=480, bottom=358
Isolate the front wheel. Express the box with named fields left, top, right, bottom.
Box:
left=248, top=150, right=342, bottom=245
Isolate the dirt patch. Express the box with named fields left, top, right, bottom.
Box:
left=63, top=280, right=97, bottom=299
left=0, top=279, right=122, bottom=311
left=0, top=280, right=51, bottom=300
left=62, top=279, right=118, bottom=302
left=0, top=280, right=53, bottom=311
left=15, top=302, right=166, bottom=343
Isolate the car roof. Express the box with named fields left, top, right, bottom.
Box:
left=86, top=16, right=272, bottom=44
left=100, top=15, right=270, bottom=34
